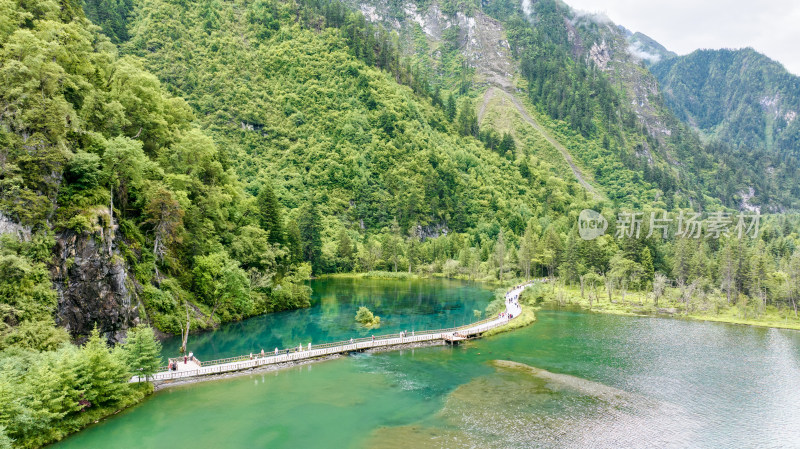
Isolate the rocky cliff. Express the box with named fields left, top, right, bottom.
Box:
left=51, top=221, right=139, bottom=343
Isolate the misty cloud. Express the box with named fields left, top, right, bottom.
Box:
left=628, top=42, right=661, bottom=63
left=570, top=9, right=613, bottom=26
left=562, top=0, right=800, bottom=75
left=521, top=0, right=532, bottom=17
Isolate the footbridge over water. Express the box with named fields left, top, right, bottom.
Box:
left=132, top=281, right=536, bottom=383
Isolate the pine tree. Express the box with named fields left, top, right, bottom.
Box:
left=286, top=220, right=303, bottom=264
left=672, top=237, right=692, bottom=283
left=640, top=247, right=654, bottom=288
left=494, top=230, right=506, bottom=280
left=445, top=93, right=457, bottom=121
left=719, top=238, right=737, bottom=304
left=748, top=240, right=771, bottom=311
left=257, top=182, right=284, bottom=244
left=541, top=227, right=563, bottom=279
left=76, top=328, right=130, bottom=406
left=456, top=100, right=479, bottom=137
left=498, top=132, right=516, bottom=158
left=518, top=223, right=537, bottom=280
left=336, top=228, right=354, bottom=272
left=299, top=202, right=323, bottom=273
left=121, top=326, right=162, bottom=380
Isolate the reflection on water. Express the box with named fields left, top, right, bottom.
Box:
left=160, top=278, right=494, bottom=360
left=53, top=280, right=800, bottom=449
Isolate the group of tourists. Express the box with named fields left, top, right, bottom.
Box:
left=167, top=352, right=196, bottom=371
left=245, top=343, right=315, bottom=361
left=249, top=349, right=271, bottom=360
left=498, top=282, right=532, bottom=320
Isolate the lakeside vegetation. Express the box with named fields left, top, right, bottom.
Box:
left=0, top=327, right=161, bottom=448
left=482, top=305, right=537, bottom=337
left=542, top=282, right=800, bottom=331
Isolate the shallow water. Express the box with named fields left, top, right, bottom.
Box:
left=53, top=279, right=800, bottom=448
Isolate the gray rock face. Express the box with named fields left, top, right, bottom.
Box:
left=0, top=213, right=31, bottom=240
left=52, top=229, right=138, bottom=343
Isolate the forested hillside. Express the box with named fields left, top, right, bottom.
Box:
left=483, top=0, right=800, bottom=211
left=652, top=48, right=800, bottom=210
left=120, top=0, right=800, bottom=326
left=124, top=0, right=597, bottom=274
left=0, top=0, right=312, bottom=346
left=0, top=0, right=309, bottom=445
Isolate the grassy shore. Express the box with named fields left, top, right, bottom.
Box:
left=321, top=273, right=800, bottom=331
left=319, top=271, right=421, bottom=280
left=545, top=284, right=800, bottom=331
left=482, top=305, right=537, bottom=337
left=318, top=271, right=520, bottom=287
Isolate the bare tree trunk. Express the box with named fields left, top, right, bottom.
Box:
left=579, top=275, right=585, bottom=299
left=153, top=234, right=161, bottom=262
left=181, top=303, right=191, bottom=354
left=210, top=302, right=219, bottom=324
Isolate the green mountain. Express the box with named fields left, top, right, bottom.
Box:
left=652, top=48, right=800, bottom=210
left=351, top=0, right=759, bottom=209
left=125, top=0, right=580, bottom=236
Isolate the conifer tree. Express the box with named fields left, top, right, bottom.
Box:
left=299, top=202, right=323, bottom=273
left=121, top=326, right=162, bottom=380
left=640, top=247, right=654, bottom=288
left=494, top=230, right=506, bottom=280
left=286, top=220, right=303, bottom=264
left=257, top=182, right=284, bottom=244
left=76, top=328, right=130, bottom=407
left=446, top=93, right=457, bottom=121
left=336, top=228, right=355, bottom=272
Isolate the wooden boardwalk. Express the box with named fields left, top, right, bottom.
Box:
left=132, top=281, right=534, bottom=383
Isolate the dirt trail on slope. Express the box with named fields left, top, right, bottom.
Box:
left=480, top=87, right=599, bottom=197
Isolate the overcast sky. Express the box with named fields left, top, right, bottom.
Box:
left=563, top=0, right=800, bottom=75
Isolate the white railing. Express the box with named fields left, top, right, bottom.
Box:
left=132, top=280, right=538, bottom=382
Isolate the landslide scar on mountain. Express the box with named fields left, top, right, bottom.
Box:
left=479, top=87, right=600, bottom=198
